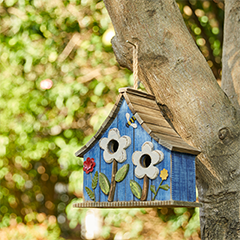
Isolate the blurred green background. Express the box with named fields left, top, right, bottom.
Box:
left=0, top=0, right=223, bottom=239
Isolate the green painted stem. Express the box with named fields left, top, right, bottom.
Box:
left=152, top=180, right=163, bottom=201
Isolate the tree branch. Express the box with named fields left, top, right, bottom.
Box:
left=104, top=0, right=239, bottom=162
left=222, top=0, right=240, bottom=110
left=104, top=0, right=240, bottom=238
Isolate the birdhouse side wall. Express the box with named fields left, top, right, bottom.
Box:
left=171, top=152, right=196, bottom=202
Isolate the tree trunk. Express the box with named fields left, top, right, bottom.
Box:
left=103, top=0, right=240, bottom=239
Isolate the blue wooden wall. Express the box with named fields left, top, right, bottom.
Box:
left=83, top=99, right=195, bottom=203
left=171, top=152, right=196, bottom=202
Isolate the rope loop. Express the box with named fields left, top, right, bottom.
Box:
left=126, top=40, right=139, bottom=90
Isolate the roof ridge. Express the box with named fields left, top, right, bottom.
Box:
left=118, top=87, right=155, bottom=100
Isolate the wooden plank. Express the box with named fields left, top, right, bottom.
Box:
left=134, top=123, right=152, bottom=201
left=83, top=145, right=100, bottom=202
left=134, top=112, right=143, bottom=125
left=151, top=138, right=171, bottom=201
left=108, top=95, right=124, bottom=119
left=171, top=152, right=180, bottom=201
left=152, top=133, right=200, bottom=155
left=130, top=103, right=161, bottom=116
left=117, top=99, right=134, bottom=202
left=99, top=117, right=118, bottom=202
left=138, top=112, right=172, bottom=128
left=126, top=93, right=159, bottom=111
left=186, top=154, right=196, bottom=202
left=119, top=87, right=155, bottom=100
left=74, top=200, right=202, bottom=208
left=180, top=153, right=187, bottom=201
left=146, top=123, right=180, bottom=137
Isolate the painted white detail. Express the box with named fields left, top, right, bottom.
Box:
left=132, top=141, right=164, bottom=179
left=99, top=128, right=131, bottom=163
left=126, top=113, right=137, bottom=128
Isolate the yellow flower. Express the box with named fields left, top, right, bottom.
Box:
left=160, top=169, right=168, bottom=181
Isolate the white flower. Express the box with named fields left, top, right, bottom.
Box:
left=99, top=128, right=131, bottom=163
left=132, top=142, right=164, bottom=179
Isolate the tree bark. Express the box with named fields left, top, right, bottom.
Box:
left=103, top=0, right=240, bottom=239
left=222, top=0, right=240, bottom=110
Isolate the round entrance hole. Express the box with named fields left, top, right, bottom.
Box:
left=140, top=154, right=152, bottom=168
left=108, top=140, right=119, bottom=154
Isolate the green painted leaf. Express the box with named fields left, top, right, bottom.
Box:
left=115, top=164, right=129, bottom=182
left=130, top=180, right=142, bottom=199
left=85, top=187, right=95, bottom=200
left=159, top=184, right=170, bottom=191
left=150, top=185, right=156, bottom=194
left=99, top=172, right=110, bottom=195
left=92, top=171, right=98, bottom=190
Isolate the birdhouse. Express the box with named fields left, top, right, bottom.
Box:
left=74, top=88, right=201, bottom=208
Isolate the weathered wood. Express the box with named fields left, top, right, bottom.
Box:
left=126, top=93, right=160, bottom=111
left=222, top=1, right=240, bottom=111
left=152, top=132, right=200, bottom=155
left=119, top=87, right=155, bottom=100
left=145, top=123, right=180, bottom=137
left=137, top=112, right=172, bottom=128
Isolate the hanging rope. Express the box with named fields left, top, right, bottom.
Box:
left=126, top=40, right=139, bottom=90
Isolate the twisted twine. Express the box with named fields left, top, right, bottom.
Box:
left=126, top=40, right=139, bottom=90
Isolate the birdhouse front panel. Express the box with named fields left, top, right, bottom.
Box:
left=75, top=88, right=201, bottom=208
left=83, top=99, right=172, bottom=203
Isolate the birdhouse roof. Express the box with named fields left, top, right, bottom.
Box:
left=75, top=88, right=200, bottom=157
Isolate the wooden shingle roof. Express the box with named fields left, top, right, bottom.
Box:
left=75, top=88, right=200, bottom=157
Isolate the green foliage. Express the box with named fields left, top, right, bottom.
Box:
left=130, top=180, right=142, bottom=199
left=0, top=0, right=132, bottom=237
left=85, top=187, right=95, bottom=200
left=115, top=163, right=129, bottom=182
left=92, top=171, right=98, bottom=189
left=150, top=185, right=156, bottom=194
left=0, top=0, right=222, bottom=238
left=99, top=172, right=110, bottom=195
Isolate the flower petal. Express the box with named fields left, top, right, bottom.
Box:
left=119, top=136, right=131, bottom=149
left=114, top=150, right=127, bottom=163
left=135, top=166, right=145, bottom=179
left=150, top=150, right=164, bottom=165
left=132, top=151, right=142, bottom=166
left=141, top=141, right=153, bottom=152
left=108, top=128, right=120, bottom=140
left=99, top=137, right=108, bottom=150
left=145, top=166, right=159, bottom=179
left=111, top=148, right=126, bottom=163
left=103, top=151, right=114, bottom=163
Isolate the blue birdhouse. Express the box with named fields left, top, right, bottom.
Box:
left=74, top=88, right=201, bottom=208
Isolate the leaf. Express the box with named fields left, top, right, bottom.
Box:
left=99, top=172, right=110, bottom=195
left=130, top=180, right=142, bottom=199
left=115, top=164, right=129, bottom=182
left=159, top=184, right=170, bottom=191
left=85, top=187, right=95, bottom=200
left=92, top=171, right=98, bottom=190
left=150, top=185, right=156, bottom=194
